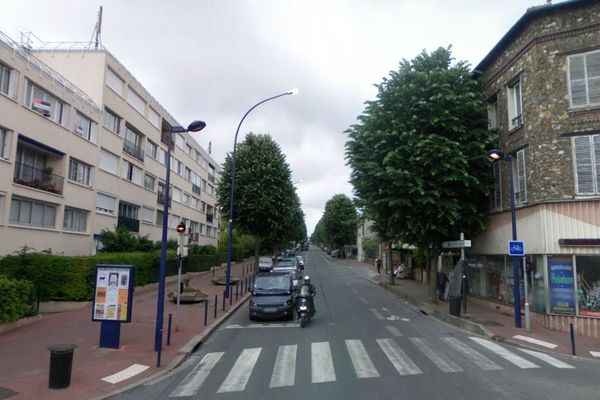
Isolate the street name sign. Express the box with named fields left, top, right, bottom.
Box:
left=442, top=240, right=472, bottom=249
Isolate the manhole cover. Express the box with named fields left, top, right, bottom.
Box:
left=0, top=387, right=17, bottom=400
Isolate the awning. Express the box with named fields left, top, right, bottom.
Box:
left=18, top=134, right=65, bottom=157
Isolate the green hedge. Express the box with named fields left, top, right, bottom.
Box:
left=0, top=276, right=34, bottom=323
left=185, top=253, right=226, bottom=272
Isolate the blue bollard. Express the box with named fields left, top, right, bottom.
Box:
left=204, top=300, right=208, bottom=326
left=167, top=313, right=172, bottom=346
left=214, top=295, right=217, bottom=318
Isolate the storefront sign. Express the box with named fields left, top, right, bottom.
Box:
left=92, top=265, right=134, bottom=322
left=548, top=258, right=576, bottom=316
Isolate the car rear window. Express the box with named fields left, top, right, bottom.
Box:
left=254, top=275, right=290, bottom=291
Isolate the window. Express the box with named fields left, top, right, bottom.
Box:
left=96, top=192, right=116, bottom=215
left=63, top=207, right=87, bottom=232
left=184, top=166, right=191, bottom=181
left=515, top=149, right=527, bottom=204
left=182, top=192, right=190, bottom=206
left=68, top=158, right=92, bottom=186
left=491, top=162, right=502, bottom=210
left=73, top=111, right=97, bottom=142
left=146, top=140, right=158, bottom=159
left=99, top=149, right=119, bottom=174
left=126, top=87, right=145, bottom=115
left=176, top=134, right=185, bottom=150
left=507, top=79, right=523, bottom=130
left=144, top=173, right=155, bottom=190
left=148, top=107, right=160, bottom=129
left=25, top=81, right=70, bottom=125
left=103, top=108, right=121, bottom=135
left=191, top=196, right=200, bottom=210
left=142, top=206, right=154, bottom=223
left=121, top=160, right=142, bottom=185
left=186, top=144, right=193, bottom=157
left=0, top=127, right=12, bottom=159
left=106, top=68, right=125, bottom=95
left=0, top=193, right=4, bottom=223
left=487, top=100, right=498, bottom=130
left=156, top=209, right=164, bottom=226
left=177, top=160, right=183, bottom=175
left=573, top=135, right=600, bottom=195
left=10, top=196, right=56, bottom=228
left=123, top=125, right=144, bottom=161
left=170, top=214, right=180, bottom=229
left=568, top=51, right=600, bottom=108
left=172, top=187, right=182, bottom=203
left=157, top=147, right=166, bottom=165
left=0, top=63, right=18, bottom=98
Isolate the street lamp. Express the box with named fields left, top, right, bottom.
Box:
left=155, top=120, right=206, bottom=365
left=487, top=148, right=522, bottom=329
left=224, top=88, right=299, bottom=298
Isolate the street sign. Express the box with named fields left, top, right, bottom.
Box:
left=442, top=240, right=472, bottom=249
left=508, top=240, right=525, bottom=256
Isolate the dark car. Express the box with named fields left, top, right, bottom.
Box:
left=249, top=272, right=295, bottom=321
left=258, top=256, right=274, bottom=272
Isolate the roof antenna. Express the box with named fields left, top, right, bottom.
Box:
left=91, top=6, right=103, bottom=49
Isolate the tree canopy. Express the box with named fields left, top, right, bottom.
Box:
left=321, top=194, right=357, bottom=250
left=345, top=47, right=493, bottom=252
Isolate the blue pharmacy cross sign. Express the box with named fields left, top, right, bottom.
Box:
left=508, top=240, right=525, bottom=256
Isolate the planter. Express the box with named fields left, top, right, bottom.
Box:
left=211, top=277, right=240, bottom=286
left=167, top=289, right=208, bottom=304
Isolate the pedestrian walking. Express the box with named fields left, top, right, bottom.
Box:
left=437, top=271, right=449, bottom=301
left=375, top=258, right=382, bottom=274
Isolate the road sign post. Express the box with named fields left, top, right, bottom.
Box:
left=508, top=240, right=529, bottom=331
left=442, top=234, right=471, bottom=312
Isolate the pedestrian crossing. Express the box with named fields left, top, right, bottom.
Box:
left=167, top=336, right=575, bottom=397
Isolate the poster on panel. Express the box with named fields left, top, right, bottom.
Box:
left=548, top=256, right=576, bottom=316
left=92, top=264, right=134, bottom=322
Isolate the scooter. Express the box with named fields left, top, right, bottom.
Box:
left=296, top=296, right=312, bottom=328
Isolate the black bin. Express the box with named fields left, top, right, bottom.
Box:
left=448, top=296, right=461, bottom=317
left=48, top=344, right=77, bottom=389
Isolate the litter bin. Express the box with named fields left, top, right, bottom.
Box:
left=48, top=344, right=77, bottom=389
left=448, top=296, right=461, bottom=317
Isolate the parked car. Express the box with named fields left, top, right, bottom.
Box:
left=258, top=256, right=274, bottom=272
left=249, top=272, right=295, bottom=321
left=331, top=249, right=340, bottom=257
left=272, top=266, right=300, bottom=290
left=296, top=256, right=305, bottom=271
left=278, top=257, right=299, bottom=270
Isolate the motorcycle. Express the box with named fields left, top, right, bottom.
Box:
left=295, top=286, right=315, bottom=328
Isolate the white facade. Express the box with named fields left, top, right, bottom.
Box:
left=0, top=32, right=220, bottom=256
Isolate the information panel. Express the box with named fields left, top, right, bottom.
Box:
left=548, top=258, right=576, bottom=316
left=92, top=264, right=134, bottom=322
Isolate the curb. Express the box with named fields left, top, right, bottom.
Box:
left=93, top=292, right=251, bottom=400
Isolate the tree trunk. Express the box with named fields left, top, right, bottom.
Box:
left=427, top=249, right=439, bottom=303
left=254, top=238, right=261, bottom=272
left=388, top=242, right=395, bottom=286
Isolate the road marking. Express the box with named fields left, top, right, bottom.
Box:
left=101, top=364, right=149, bottom=384
left=270, top=345, right=297, bottom=388
left=217, top=348, right=261, bottom=393
left=312, top=342, right=336, bottom=383
left=441, top=337, right=502, bottom=371
left=469, top=337, right=539, bottom=369
left=386, top=315, right=401, bottom=321
left=146, top=356, right=200, bottom=385
left=512, top=335, right=558, bottom=349
left=518, top=349, right=575, bottom=369
left=225, top=323, right=299, bottom=329
left=385, top=326, right=403, bottom=337
left=345, top=340, right=379, bottom=378
left=358, top=296, right=369, bottom=305
left=377, top=338, right=422, bottom=376
left=170, top=353, right=223, bottom=397
left=401, top=318, right=410, bottom=322
left=590, top=351, right=600, bottom=357
left=409, top=338, right=463, bottom=373
left=370, top=308, right=384, bottom=320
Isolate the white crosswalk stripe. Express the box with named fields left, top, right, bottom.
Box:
left=385, top=326, right=403, bottom=337
left=410, top=338, right=463, bottom=373
left=270, top=345, right=297, bottom=388
left=169, top=352, right=223, bottom=397
left=312, top=342, right=336, bottom=383
left=370, top=308, right=385, bottom=320
left=517, top=348, right=575, bottom=369
left=377, top=338, right=422, bottom=375
left=217, top=348, right=261, bottom=393
left=345, top=340, right=380, bottom=378
left=441, top=337, right=503, bottom=370
left=469, top=337, right=540, bottom=369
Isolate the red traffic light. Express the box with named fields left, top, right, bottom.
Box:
left=176, top=222, right=186, bottom=233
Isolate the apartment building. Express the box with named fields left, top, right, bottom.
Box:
left=0, top=31, right=220, bottom=256
left=469, top=0, right=600, bottom=337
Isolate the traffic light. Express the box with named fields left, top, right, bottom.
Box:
left=176, top=222, right=186, bottom=234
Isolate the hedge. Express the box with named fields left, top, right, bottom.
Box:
left=0, top=276, right=34, bottom=323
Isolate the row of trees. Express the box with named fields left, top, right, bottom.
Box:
left=217, top=133, right=307, bottom=263
left=310, top=194, right=357, bottom=256
left=345, top=47, right=493, bottom=295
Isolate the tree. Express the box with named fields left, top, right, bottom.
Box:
left=217, top=133, right=301, bottom=264
left=322, top=194, right=357, bottom=255
left=346, top=47, right=493, bottom=296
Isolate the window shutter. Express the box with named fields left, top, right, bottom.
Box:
left=517, top=150, right=527, bottom=203
left=588, top=53, right=600, bottom=104
left=131, top=165, right=142, bottom=185
left=569, top=55, right=587, bottom=107
left=90, top=122, right=98, bottom=143
left=8, top=69, right=18, bottom=99
left=96, top=193, right=115, bottom=213
left=574, top=136, right=594, bottom=194
left=594, top=135, right=600, bottom=193
left=100, top=149, right=119, bottom=174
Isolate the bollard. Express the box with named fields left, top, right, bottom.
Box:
left=212, top=266, right=215, bottom=277
left=236, top=282, right=239, bottom=301
left=204, top=300, right=208, bottom=326
left=230, top=288, right=233, bottom=305
left=214, top=295, right=217, bottom=318
left=167, top=314, right=172, bottom=346
left=222, top=290, right=226, bottom=312
left=570, top=323, right=576, bottom=355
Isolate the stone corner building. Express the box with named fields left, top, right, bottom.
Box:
left=469, top=0, right=600, bottom=337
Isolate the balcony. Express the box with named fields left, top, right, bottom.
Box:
left=206, top=214, right=214, bottom=224
left=123, top=140, right=144, bottom=161
left=117, top=215, right=140, bottom=233
left=157, top=192, right=172, bottom=207
left=13, top=162, right=64, bottom=194
left=192, top=183, right=202, bottom=195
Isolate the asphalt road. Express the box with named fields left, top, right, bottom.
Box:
left=114, top=248, right=600, bottom=400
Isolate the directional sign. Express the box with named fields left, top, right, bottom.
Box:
left=442, top=240, right=472, bottom=249
left=508, top=240, right=525, bottom=256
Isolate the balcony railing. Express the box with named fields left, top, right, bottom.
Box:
left=192, top=183, right=202, bottom=195
left=117, top=215, right=140, bottom=233
left=157, top=192, right=172, bottom=207
left=123, top=140, right=144, bottom=161
left=206, top=214, right=214, bottom=224
left=13, top=162, right=64, bottom=194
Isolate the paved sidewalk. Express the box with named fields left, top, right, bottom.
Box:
left=0, top=260, right=255, bottom=400
left=345, top=257, right=600, bottom=362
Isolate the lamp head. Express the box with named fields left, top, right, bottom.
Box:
left=287, top=88, right=300, bottom=95
left=187, top=120, right=207, bottom=132
left=487, top=149, right=505, bottom=161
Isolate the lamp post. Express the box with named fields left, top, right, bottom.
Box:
left=224, top=89, right=299, bottom=298
left=488, top=148, right=522, bottom=329
left=155, top=120, right=206, bottom=365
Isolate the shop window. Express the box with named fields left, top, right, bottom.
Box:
left=576, top=256, right=600, bottom=317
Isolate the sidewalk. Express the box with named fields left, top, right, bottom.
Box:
left=0, top=260, right=255, bottom=400
left=345, top=258, right=600, bottom=362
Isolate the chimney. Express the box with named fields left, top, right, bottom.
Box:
left=208, top=141, right=212, bottom=155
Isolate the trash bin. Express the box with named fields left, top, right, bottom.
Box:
left=449, top=296, right=461, bottom=317
left=48, top=344, right=77, bottom=389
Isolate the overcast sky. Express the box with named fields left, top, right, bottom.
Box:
left=2, top=0, right=546, bottom=235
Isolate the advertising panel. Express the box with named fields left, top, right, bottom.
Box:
left=576, top=256, right=600, bottom=317
left=548, top=257, right=576, bottom=316
left=92, top=265, right=133, bottom=322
